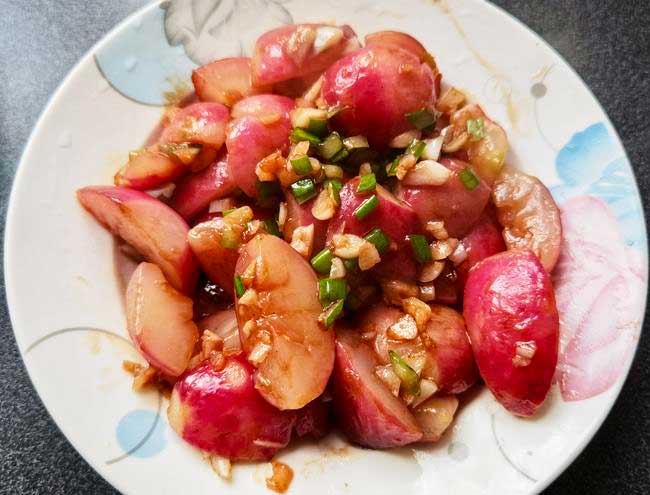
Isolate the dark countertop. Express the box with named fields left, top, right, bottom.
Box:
left=1, top=1, right=648, bottom=493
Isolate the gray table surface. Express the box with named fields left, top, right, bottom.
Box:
left=1, top=1, right=649, bottom=493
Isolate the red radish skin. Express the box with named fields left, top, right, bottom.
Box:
left=77, top=186, right=198, bottom=294
left=321, top=46, right=434, bottom=147
left=396, top=158, right=491, bottom=238
left=188, top=217, right=240, bottom=296
left=331, top=330, right=422, bottom=448
left=192, top=57, right=270, bottom=106
left=126, top=262, right=199, bottom=376
left=363, top=30, right=442, bottom=97
left=169, top=154, right=236, bottom=221
left=493, top=169, right=562, bottom=272
left=422, top=304, right=478, bottom=394
left=235, top=234, right=335, bottom=410
left=455, top=210, right=506, bottom=292
left=294, top=399, right=331, bottom=439
left=252, top=24, right=359, bottom=87
left=160, top=102, right=230, bottom=150
left=114, top=148, right=186, bottom=190
left=168, top=356, right=296, bottom=460
left=364, top=31, right=430, bottom=63
left=226, top=96, right=295, bottom=197
left=463, top=250, right=560, bottom=416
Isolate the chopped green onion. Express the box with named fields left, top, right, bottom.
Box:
left=330, top=147, right=349, bottom=164
left=325, top=179, right=342, bottom=205
left=353, top=194, right=379, bottom=220
left=406, top=108, right=437, bottom=130
left=343, top=135, right=369, bottom=150
left=311, top=248, right=333, bottom=274
left=343, top=258, right=358, bottom=272
left=291, top=127, right=321, bottom=145
left=356, top=173, right=376, bottom=194
left=222, top=208, right=236, bottom=217
left=290, top=155, right=313, bottom=175
left=364, top=228, right=390, bottom=254
left=263, top=218, right=281, bottom=237
left=466, top=118, right=485, bottom=142
left=319, top=132, right=344, bottom=160
left=319, top=299, right=345, bottom=328
left=220, top=227, right=240, bottom=249
left=387, top=155, right=400, bottom=177
left=410, top=234, right=432, bottom=263
left=319, top=278, right=347, bottom=305
left=458, top=167, right=480, bottom=190
left=290, top=178, right=317, bottom=204
left=234, top=275, right=245, bottom=297
left=406, top=139, right=426, bottom=159
left=307, top=118, right=329, bottom=137
left=389, top=350, right=420, bottom=395
left=256, top=180, right=281, bottom=208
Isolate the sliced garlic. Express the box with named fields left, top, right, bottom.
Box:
left=402, top=159, right=451, bottom=186
left=329, top=257, right=346, bottom=279
left=387, top=314, right=418, bottom=340
left=331, top=233, right=365, bottom=259
left=290, top=107, right=327, bottom=129
left=290, top=224, right=315, bottom=258
left=426, top=220, right=449, bottom=240
left=422, top=136, right=444, bottom=161
left=358, top=241, right=381, bottom=270
left=419, top=260, right=445, bottom=283
left=389, top=129, right=421, bottom=148
left=313, top=26, right=344, bottom=54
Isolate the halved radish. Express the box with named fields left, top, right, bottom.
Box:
left=160, top=102, right=230, bottom=150
left=252, top=24, right=359, bottom=86
left=168, top=356, right=296, bottom=460
left=321, top=46, right=434, bottom=147
left=464, top=250, right=560, bottom=416
left=192, top=57, right=270, bottom=106
left=235, top=234, right=335, bottom=410
left=114, top=147, right=186, bottom=190
left=169, top=153, right=236, bottom=221
left=331, top=329, right=422, bottom=448
left=226, top=96, right=294, bottom=197
left=126, top=262, right=199, bottom=376
left=77, top=186, right=198, bottom=294
left=492, top=168, right=562, bottom=272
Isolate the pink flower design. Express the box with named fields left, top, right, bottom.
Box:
left=553, top=195, right=646, bottom=401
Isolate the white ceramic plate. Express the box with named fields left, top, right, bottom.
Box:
left=5, top=1, right=647, bottom=494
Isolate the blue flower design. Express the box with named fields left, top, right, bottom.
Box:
left=551, top=122, right=646, bottom=251
left=95, top=0, right=292, bottom=106
left=115, top=409, right=167, bottom=459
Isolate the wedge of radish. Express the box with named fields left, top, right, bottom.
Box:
left=126, top=262, right=199, bottom=376
left=77, top=186, right=198, bottom=294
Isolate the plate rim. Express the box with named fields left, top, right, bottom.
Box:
left=4, top=1, right=648, bottom=494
